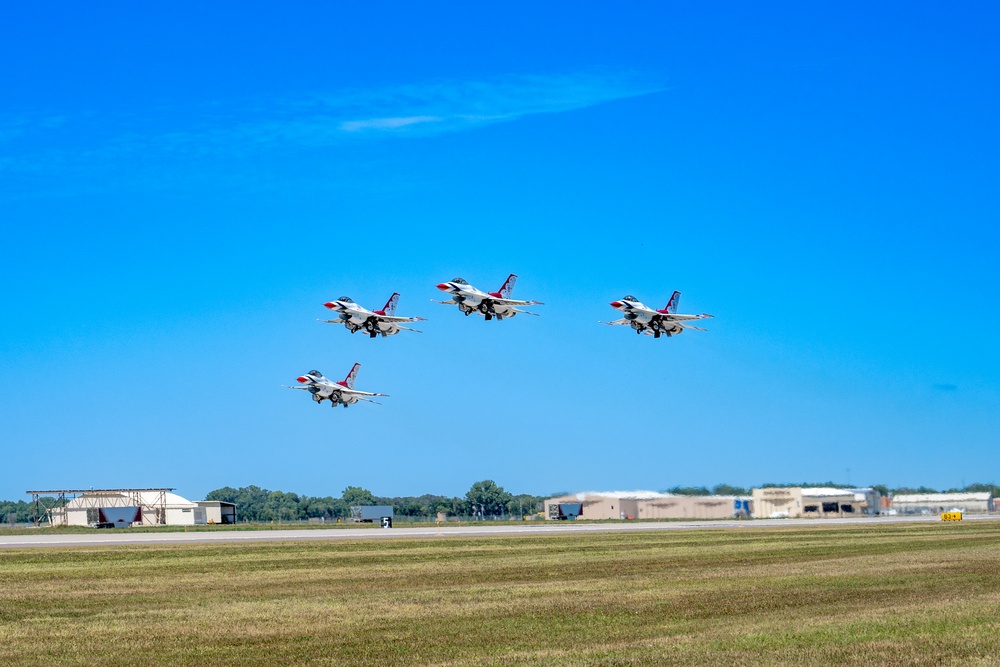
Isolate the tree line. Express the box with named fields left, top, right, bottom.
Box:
left=3, top=481, right=997, bottom=524
left=1, top=496, right=63, bottom=524
left=204, top=479, right=546, bottom=522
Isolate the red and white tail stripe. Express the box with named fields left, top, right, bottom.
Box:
left=377, top=292, right=400, bottom=316
left=664, top=290, right=681, bottom=314
left=338, top=363, right=361, bottom=389
left=494, top=273, right=517, bottom=299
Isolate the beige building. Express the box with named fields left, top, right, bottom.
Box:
left=545, top=491, right=748, bottom=521
left=751, top=487, right=858, bottom=518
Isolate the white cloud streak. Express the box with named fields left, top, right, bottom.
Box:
left=0, top=71, right=666, bottom=196
left=339, top=115, right=443, bottom=132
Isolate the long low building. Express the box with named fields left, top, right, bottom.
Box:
left=891, top=492, right=992, bottom=514
left=545, top=491, right=750, bottom=521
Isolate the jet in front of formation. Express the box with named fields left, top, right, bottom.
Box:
left=434, top=274, right=542, bottom=320
left=288, top=364, right=387, bottom=408
left=321, top=293, right=425, bottom=338
left=602, top=291, right=712, bottom=338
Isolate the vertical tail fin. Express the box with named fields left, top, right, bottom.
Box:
left=497, top=273, right=517, bottom=299
left=340, top=363, right=360, bottom=389
left=665, top=291, right=681, bottom=314
left=377, top=292, right=400, bottom=316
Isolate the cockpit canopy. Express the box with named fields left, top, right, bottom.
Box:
left=336, top=296, right=354, bottom=303
left=623, top=295, right=639, bottom=302
left=307, top=370, right=322, bottom=378
left=451, top=278, right=468, bottom=285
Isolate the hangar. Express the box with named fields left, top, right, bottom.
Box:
left=751, top=487, right=865, bottom=518
left=30, top=488, right=236, bottom=527
left=891, top=492, right=993, bottom=514
left=545, top=491, right=749, bottom=520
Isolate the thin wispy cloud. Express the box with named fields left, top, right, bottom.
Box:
left=340, top=116, right=444, bottom=132
left=0, top=71, right=665, bottom=197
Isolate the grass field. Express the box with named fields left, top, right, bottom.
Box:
left=2, top=522, right=999, bottom=666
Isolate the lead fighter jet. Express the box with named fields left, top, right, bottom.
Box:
left=287, top=364, right=388, bottom=408
left=434, top=274, right=542, bottom=320
left=602, top=291, right=712, bottom=338
left=321, top=293, right=425, bottom=338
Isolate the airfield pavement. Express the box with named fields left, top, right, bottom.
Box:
left=3, top=512, right=997, bottom=549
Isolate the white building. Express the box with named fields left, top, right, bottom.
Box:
left=891, top=492, right=992, bottom=514
left=39, top=488, right=236, bottom=527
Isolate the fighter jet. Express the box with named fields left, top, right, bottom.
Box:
left=434, top=274, right=542, bottom=320
left=287, top=364, right=388, bottom=408
left=320, top=293, right=425, bottom=338
left=602, top=291, right=712, bottom=338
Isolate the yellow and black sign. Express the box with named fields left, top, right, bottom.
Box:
left=941, top=512, right=963, bottom=521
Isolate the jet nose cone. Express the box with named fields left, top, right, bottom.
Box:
left=323, top=301, right=337, bottom=310
left=610, top=301, right=623, bottom=308
left=436, top=283, right=451, bottom=291
left=296, top=376, right=310, bottom=383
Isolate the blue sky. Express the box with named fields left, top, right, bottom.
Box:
left=2, top=3, right=998, bottom=501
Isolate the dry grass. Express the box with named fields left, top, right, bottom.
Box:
left=2, top=522, right=1000, bottom=666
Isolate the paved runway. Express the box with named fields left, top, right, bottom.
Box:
left=1, top=513, right=994, bottom=549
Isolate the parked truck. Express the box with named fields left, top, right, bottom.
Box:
left=350, top=505, right=394, bottom=523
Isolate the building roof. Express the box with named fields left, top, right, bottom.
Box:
left=552, top=490, right=746, bottom=502
left=64, top=490, right=196, bottom=509
left=801, top=487, right=857, bottom=497
left=892, top=492, right=992, bottom=503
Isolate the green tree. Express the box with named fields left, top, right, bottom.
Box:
left=711, top=483, right=750, bottom=496
left=892, top=485, right=939, bottom=495
left=506, top=493, right=546, bottom=518
left=666, top=486, right=711, bottom=496
left=342, top=486, right=377, bottom=507
left=870, top=484, right=890, bottom=497
left=465, top=480, right=513, bottom=517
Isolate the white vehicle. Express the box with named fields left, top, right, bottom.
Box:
left=434, top=274, right=542, bottom=320
left=288, top=364, right=387, bottom=408
left=602, top=291, right=712, bottom=338
left=321, top=293, right=425, bottom=338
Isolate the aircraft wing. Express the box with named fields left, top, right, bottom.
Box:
left=374, top=314, right=426, bottom=324
left=340, top=388, right=389, bottom=399
left=355, top=396, right=385, bottom=405
left=660, top=313, right=713, bottom=322
left=491, top=298, right=543, bottom=307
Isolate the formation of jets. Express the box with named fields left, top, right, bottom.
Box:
left=290, top=274, right=712, bottom=411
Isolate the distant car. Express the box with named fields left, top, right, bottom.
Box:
left=769, top=511, right=789, bottom=519
left=947, top=508, right=964, bottom=514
